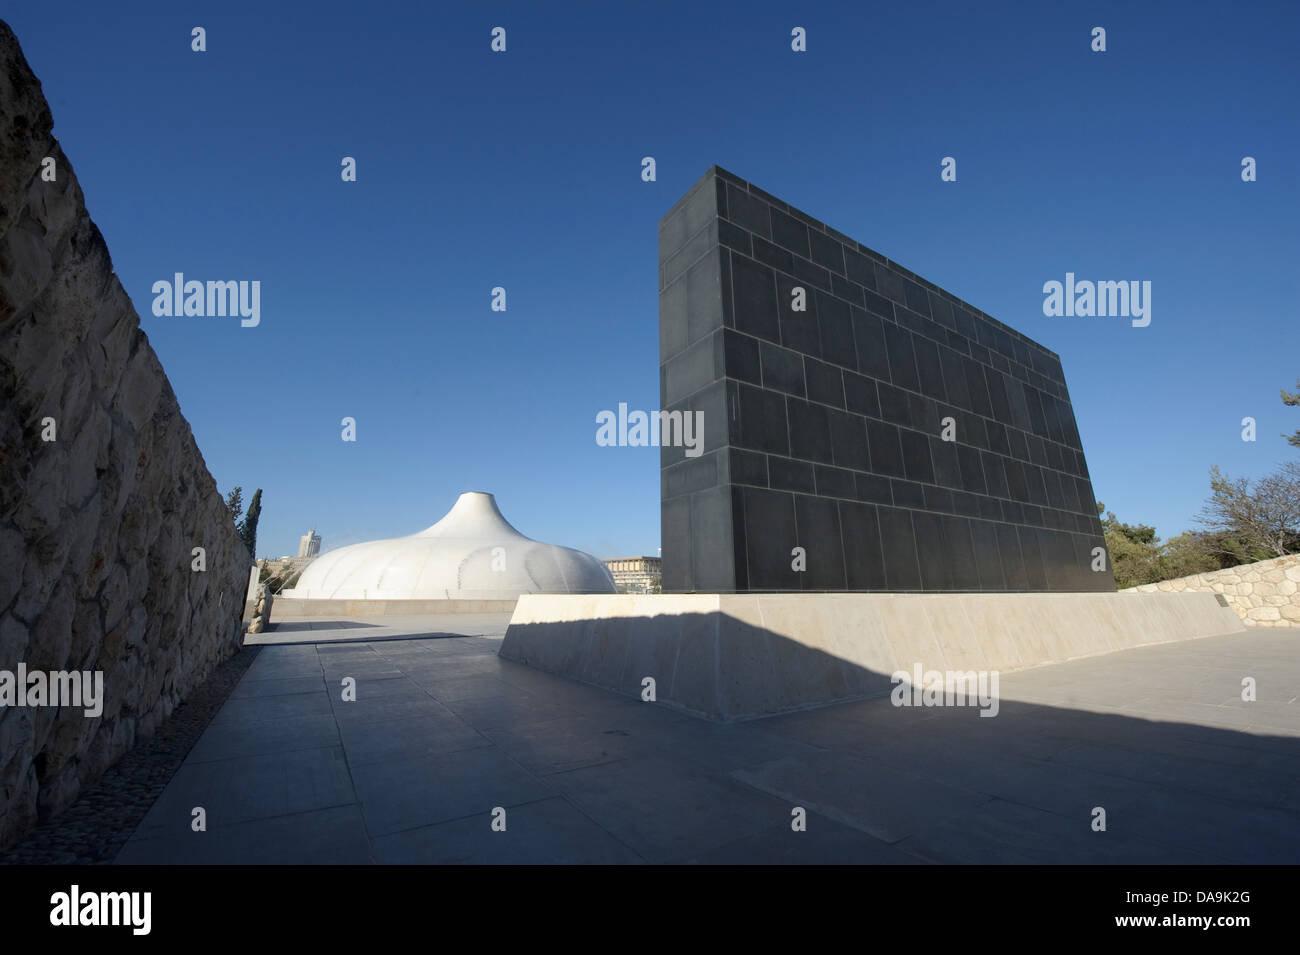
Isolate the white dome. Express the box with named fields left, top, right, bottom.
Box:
left=286, top=492, right=615, bottom=599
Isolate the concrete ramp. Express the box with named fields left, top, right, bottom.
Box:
left=499, top=592, right=1248, bottom=721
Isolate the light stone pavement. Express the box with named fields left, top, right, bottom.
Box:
left=116, top=617, right=1300, bottom=864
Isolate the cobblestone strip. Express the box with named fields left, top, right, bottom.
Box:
left=0, top=645, right=261, bottom=865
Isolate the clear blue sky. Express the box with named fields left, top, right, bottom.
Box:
left=9, top=0, right=1297, bottom=558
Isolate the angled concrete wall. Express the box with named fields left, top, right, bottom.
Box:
left=0, top=21, right=250, bottom=849
left=500, top=592, right=1246, bottom=721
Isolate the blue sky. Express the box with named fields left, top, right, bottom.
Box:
left=8, top=0, right=1297, bottom=558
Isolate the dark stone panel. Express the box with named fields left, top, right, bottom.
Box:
left=904, top=279, right=931, bottom=317
left=866, top=419, right=906, bottom=478
left=660, top=377, right=729, bottom=469
left=951, top=490, right=981, bottom=519
left=843, top=370, right=880, bottom=417
left=893, top=479, right=926, bottom=509
left=806, top=357, right=845, bottom=408
left=930, top=437, right=961, bottom=488
left=662, top=327, right=721, bottom=406
left=770, top=208, right=810, bottom=258
left=938, top=345, right=972, bottom=411
left=844, top=249, right=877, bottom=289
left=878, top=507, right=923, bottom=591
left=1004, top=458, right=1028, bottom=501
left=942, top=516, right=980, bottom=590
left=909, top=393, right=940, bottom=436
left=1018, top=526, right=1048, bottom=590
left=827, top=408, right=870, bottom=471
left=815, top=464, right=857, bottom=500
left=730, top=486, right=749, bottom=591
left=984, top=366, right=1012, bottom=425
left=688, top=484, right=737, bottom=592
left=660, top=495, right=691, bottom=592
left=912, top=512, right=952, bottom=590
left=996, top=521, right=1028, bottom=590
left=770, top=456, right=815, bottom=494
left=795, top=495, right=846, bottom=589
left=955, top=445, right=987, bottom=495
left=736, top=382, right=789, bottom=455
left=831, top=272, right=865, bottom=307
left=718, top=219, right=752, bottom=258
left=729, top=448, right=768, bottom=487
left=808, top=230, right=846, bottom=274
left=963, top=356, right=993, bottom=417
left=815, top=291, right=856, bottom=369
left=840, top=501, right=887, bottom=589
left=752, top=235, right=794, bottom=274
left=922, top=484, right=954, bottom=513
left=929, top=293, right=955, bottom=330
left=730, top=253, right=781, bottom=344
left=862, top=288, right=895, bottom=321
left=721, top=329, right=761, bottom=386
left=855, top=472, right=893, bottom=505
left=883, top=322, right=920, bottom=392
left=876, top=267, right=907, bottom=305
left=790, top=255, right=833, bottom=293
left=726, top=184, right=771, bottom=238
left=788, top=397, right=834, bottom=464
left=985, top=420, right=1010, bottom=456
left=969, top=519, right=1006, bottom=592
left=898, top=429, right=935, bottom=483
left=877, top=382, right=912, bottom=428
left=1007, top=427, right=1029, bottom=462
left=777, top=273, right=822, bottom=357
left=664, top=449, right=722, bottom=498
left=760, top=341, right=806, bottom=397
left=912, top=335, right=946, bottom=401
left=742, top=486, right=800, bottom=590
left=849, top=309, right=889, bottom=380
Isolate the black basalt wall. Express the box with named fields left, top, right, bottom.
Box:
left=659, top=166, right=1114, bottom=594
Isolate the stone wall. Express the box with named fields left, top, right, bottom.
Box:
left=1124, top=554, right=1300, bottom=627
left=0, top=21, right=251, bottom=849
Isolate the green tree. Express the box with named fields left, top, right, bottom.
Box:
left=241, top=489, right=262, bottom=559
left=1098, top=502, right=1163, bottom=588
left=1283, top=379, right=1300, bottom=448
left=1198, top=463, right=1300, bottom=558
left=225, top=486, right=243, bottom=523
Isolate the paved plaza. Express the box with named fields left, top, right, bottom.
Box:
left=116, top=620, right=1300, bottom=864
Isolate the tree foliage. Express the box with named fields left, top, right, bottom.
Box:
left=1198, top=463, right=1300, bottom=558
left=224, top=485, right=263, bottom=560
left=241, top=489, right=262, bottom=559
left=1283, top=379, right=1300, bottom=449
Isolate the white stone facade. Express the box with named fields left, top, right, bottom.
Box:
left=1124, top=554, right=1300, bottom=627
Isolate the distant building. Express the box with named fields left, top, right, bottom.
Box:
left=298, top=529, right=321, bottom=558
left=603, top=556, right=662, bottom=594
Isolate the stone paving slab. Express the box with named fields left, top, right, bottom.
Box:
left=111, top=623, right=1300, bottom=864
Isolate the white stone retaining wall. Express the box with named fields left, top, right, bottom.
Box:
left=0, top=23, right=251, bottom=849
left=1124, top=554, right=1300, bottom=627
